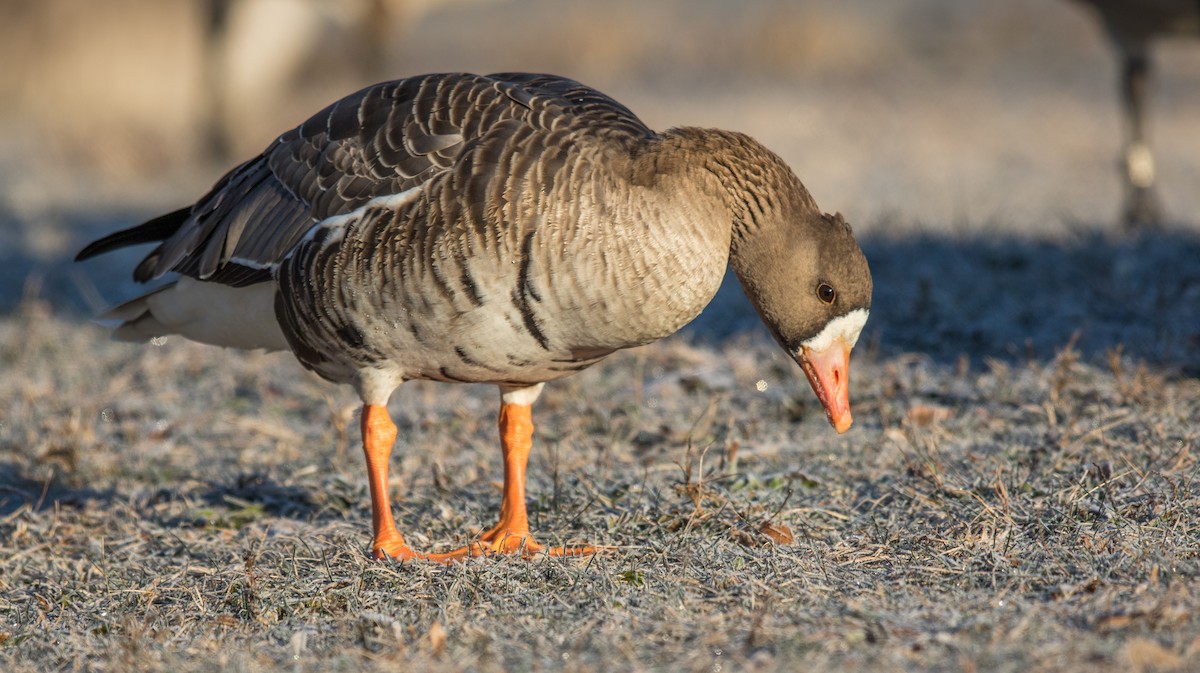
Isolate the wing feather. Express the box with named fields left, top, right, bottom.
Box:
left=79, top=72, right=655, bottom=289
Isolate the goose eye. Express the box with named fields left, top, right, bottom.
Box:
left=817, top=283, right=836, bottom=304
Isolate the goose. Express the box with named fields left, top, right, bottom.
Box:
left=1071, top=0, right=1200, bottom=228
left=76, top=73, right=873, bottom=562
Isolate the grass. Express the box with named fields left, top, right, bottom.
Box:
left=4, top=0, right=1200, bottom=667
left=2, top=254, right=1198, bottom=671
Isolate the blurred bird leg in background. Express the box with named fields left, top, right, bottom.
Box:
left=1070, top=0, right=1200, bottom=230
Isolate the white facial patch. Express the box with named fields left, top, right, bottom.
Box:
left=799, top=308, right=869, bottom=353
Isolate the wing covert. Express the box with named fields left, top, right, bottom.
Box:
left=123, top=73, right=654, bottom=287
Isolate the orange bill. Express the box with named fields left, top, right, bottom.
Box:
left=797, top=340, right=853, bottom=433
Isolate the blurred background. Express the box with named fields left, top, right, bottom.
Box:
left=2, top=0, right=1198, bottom=363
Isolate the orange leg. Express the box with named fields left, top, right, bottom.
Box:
left=361, top=404, right=426, bottom=561
left=362, top=402, right=592, bottom=563
left=479, top=402, right=541, bottom=552
left=436, top=402, right=594, bottom=560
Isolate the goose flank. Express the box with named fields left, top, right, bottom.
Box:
left=77, top=72, right=873, bottom=562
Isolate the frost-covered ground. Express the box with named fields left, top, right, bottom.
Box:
left=2, top=1, right=1199, bottom=671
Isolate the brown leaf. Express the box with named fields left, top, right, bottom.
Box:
left=759, top=521, right=794, bottom=545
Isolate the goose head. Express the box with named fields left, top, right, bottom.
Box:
left=730, top=191, right=872, bottom=434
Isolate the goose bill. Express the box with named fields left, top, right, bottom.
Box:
left=796, top=340, right=853, bottom=434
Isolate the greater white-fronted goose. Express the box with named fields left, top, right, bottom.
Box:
left=77, top=73, right=873, bottom=562
left=1071, top=0, right=1200, bottom=228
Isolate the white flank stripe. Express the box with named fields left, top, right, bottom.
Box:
left=227, top=256, right=276, bottom=270
left=302, top=185, right=427, bottom=248
left=800, top=308, right=869, bottom=353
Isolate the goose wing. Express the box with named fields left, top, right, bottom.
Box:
left=77, top=72, right=653, bottom=288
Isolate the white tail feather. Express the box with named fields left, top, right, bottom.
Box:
left=102, top=278, right=289, bottom=351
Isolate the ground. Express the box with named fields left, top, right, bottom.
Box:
left=1, top=1, right=1199, bottom=672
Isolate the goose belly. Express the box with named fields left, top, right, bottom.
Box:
left=368, top=251, right=724, bottom=385
left=346, top=289, right=620, bottom=386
